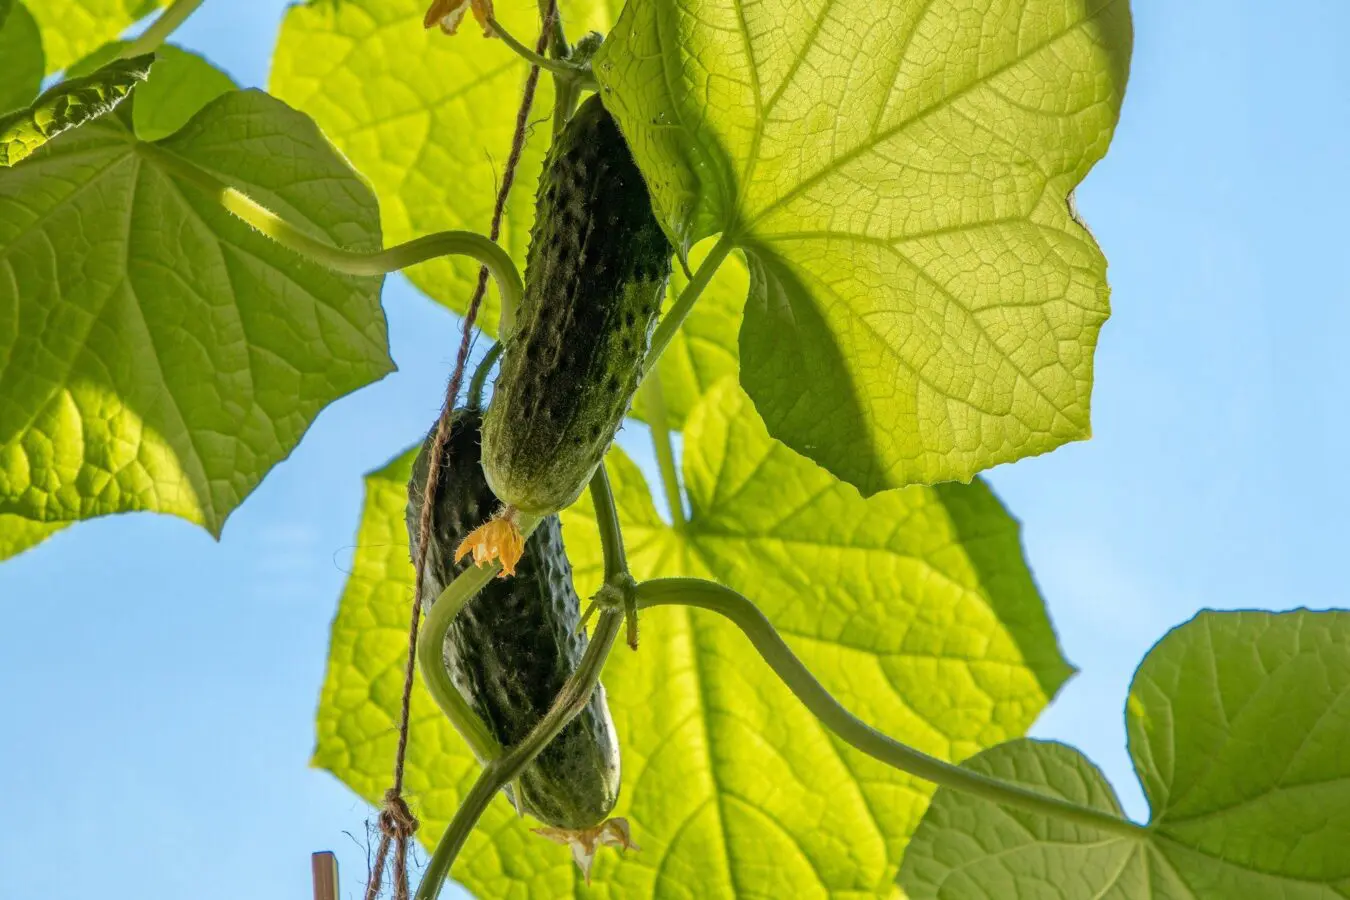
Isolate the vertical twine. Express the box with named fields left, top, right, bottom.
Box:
left=363, top=5, right=560, bottom=898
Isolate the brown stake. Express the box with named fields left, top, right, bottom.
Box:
left=313, top=851, right=340, bottom=900
left=363, top=4, right=559, bottom=898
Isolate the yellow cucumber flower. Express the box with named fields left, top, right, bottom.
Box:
left=455, top=508, right=524, bottom=577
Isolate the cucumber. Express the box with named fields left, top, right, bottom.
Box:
left=407, top=408, right=621, bottom=829
left=482, top=93, right=672, bottom=516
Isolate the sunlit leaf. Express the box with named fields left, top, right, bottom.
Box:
left=0, top=1, right=43, bottom=115
left=315, top=379, right=1070, bottom=896
left=0, top=53, right=152, bottom=166
left=0, top=514, right=64, bottom=562
left=596, top=0, right=1133, bottom=492
left=130, top=44, right=235, bottom=141
left=270, top=0, right=619, bottom=335
left=0, top=89, right=390, bottom=535
left=899, top=609, right=1350, bottom=899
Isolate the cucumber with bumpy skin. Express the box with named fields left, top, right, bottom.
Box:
left=407, top=408, right=621, bottom=829
left=482, top=92, right=672, bottom=516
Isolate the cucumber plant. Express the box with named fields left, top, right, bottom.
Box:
left=2, top=1, right=1347, bottom=899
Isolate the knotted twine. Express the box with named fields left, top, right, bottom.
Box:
left=364, top=6, right=559, bottom=898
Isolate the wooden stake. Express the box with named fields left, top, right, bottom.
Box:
left=312, top=851, right=339, bottom=900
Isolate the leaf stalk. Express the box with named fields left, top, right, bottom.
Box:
left=645, top=236, right=734, bottom=372
left=636, top=578, right=1148, bottom=840
left=137, top=143, right=525, bottom=326
left=119, top=0, right=206, bottom=58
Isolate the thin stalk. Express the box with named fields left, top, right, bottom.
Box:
left=414, top=609, right=625, bottom=900
left=645, top=237, right=734, bottom=372
left=537, top=0, right=567, bottom=58
left=487, top=17, right=595, bottom=87
left=642, top=374, right=686, bottom=530
left=589, top=465, right=629, bottom=581
left=137, top=143, right=524, bottom=321
left=119, top=0, right=205, bottom=58
left=637, top=578, right=1148, bottom=840
left=467, top=342, right=503, bottom=410
left=415, top=515, right=543, bottom=764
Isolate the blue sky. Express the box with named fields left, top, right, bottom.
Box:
left=2, top=1, right=1348, bottom=898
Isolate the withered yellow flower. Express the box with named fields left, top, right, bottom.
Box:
left=531, top=817, right=639, bottom=884
left=454, top=509, right=524, bottom=577
left=423, top=0, right=495, bottom=35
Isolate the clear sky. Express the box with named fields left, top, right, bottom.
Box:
left=2, top=1, right=1347, bottom=898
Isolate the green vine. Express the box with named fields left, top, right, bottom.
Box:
left=635, top=579, right=1146, bottom=839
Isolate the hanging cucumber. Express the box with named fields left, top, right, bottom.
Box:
left=481, top=92, right=673, bottom=518
left=407, top=408, right=621, bottom=829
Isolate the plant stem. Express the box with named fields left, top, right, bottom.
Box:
left=645, top=236, right=733, bottom=372
left=119, top=0, right=205, bottom=58
left=536, top=0, right=567, bottom=59
left=415, top=515, right=542, bottom=764
left=552, top=78, right=580, bottom=137
left=589, top=465, right=629, bottom=581
left=636, top=578, right=1148, bottom=840
left=414, top=609, right=624, bottom=900
left=487, top=17, right=595, bottom=88
left=137, top=143, right=525, bottom=322
left=467, top=342, right=503, bottom=410
left=641, top=374, right=686, bottom=530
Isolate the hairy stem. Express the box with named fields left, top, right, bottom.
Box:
left=120, top=0, right=205, bottom=58
left=137, top=143, right=524, bottom=322
left=415, top=516, right=543, bottom=764
left=636, top=578, right=1148, bottom=840
left=467, top=342, right=503, bottom=411
left=641, top=374, right=686, bottom=530
left=645, top=236, right=734, bottom=372
left=414, top=609, right=624, bottom=900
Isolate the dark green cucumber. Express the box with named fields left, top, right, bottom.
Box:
left=407, top=409, right=621, bottom=829
left=483, top=92, right=672, bottom=515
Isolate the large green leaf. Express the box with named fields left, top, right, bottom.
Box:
left=0, top=53, right=153, bottom=166
left=315, top=378, right=1070, bottom=896
left=130, top=45, right=235, bottom=141
left=0, top=89, right=390, bottom=535
left=595, top=0, right=1133, bottom=493
left=0, top=1, right=43, bottom=114
left=0, top=514, right=64, bottom=562
left=270, top=0, right=617, bottom=335
left=28, top=0, right=164, bottom=73
left=899, top=609, right=1350, bottom=899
